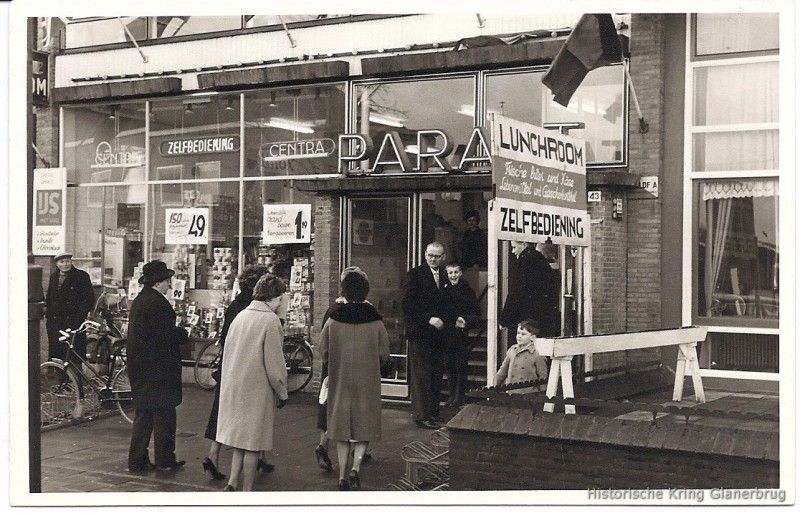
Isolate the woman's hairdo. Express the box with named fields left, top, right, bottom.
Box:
left=252, top=274, right=286, bottom=301
left=238, top=265, right=270, bottom=292
left=341, top=270, right=370, bottom=303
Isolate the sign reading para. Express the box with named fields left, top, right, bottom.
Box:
left=490, top=114, right=589, bottom=246
left=32, top=168, right=67, bottom=255
left=165, top=208, right=209, bottom=245
left=262, top=204, right=311, bottom=244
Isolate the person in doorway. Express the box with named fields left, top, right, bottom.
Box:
left=442, top=262, right=482, bottom=407
left=127, top=261, right=189, bottom=472
left=458, top=209, right=488, bottom=268
left=537, top=242, right=562, bottom=337
left=320, top=270, right=390, bottom=490
left=495, top=319, right=548, bottom=394
left=402, top=242, right=450, bottom=429
left=45, top=252, right=95, bottom=366
left=215, top=275, right=288, bottom=491
left=202, top=265, right=273, bottom=481
left=499, top=241, right=559, bottom=345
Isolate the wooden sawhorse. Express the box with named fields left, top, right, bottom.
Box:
left=533, top=326, right=709, bottom=414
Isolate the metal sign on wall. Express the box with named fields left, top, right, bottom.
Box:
left=32, top=168, right=67, bottom=255
left=31, top=51, right=49, bottom=106
left=490, top=114, right=589, bottom=246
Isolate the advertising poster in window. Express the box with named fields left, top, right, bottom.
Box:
left=490, top=114, right=589, bottom=246
left=32, top=168, right=67, bottom=256
left=262, top=204, right=311, bottom=244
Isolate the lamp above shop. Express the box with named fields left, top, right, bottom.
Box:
left=268, top=91, right=278, bottom=107
left=224, top=98, right=235, bottom=111
left=108, top=105, right=119, bottom=120
left=184, top=104, right=194, bottom=114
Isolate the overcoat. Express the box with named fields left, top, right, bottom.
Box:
left=401, top=264, right=449, bottom=343
left=46, top=266, right=95, bottom=322
left=216, top=301, right=288, bottom=451
left=127, top=287, right=188, bottom=409
left=499, top=246, right=559, bottom=335
left=320, top=302, right=389, bottom=442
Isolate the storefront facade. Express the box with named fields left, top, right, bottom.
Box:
left=31, top=13, right=781, bottom=398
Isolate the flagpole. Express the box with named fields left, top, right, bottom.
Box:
left=622, top=59, right=649, bottom=134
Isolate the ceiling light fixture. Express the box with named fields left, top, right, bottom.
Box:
left=224, top=98, right=235, bottom=111
left=184, top=104, right=193, bottom=114
left=264, top=118, right=314, bottom=134
left=268, top=91, right=277, bottom=107
left=457, top=104, right=475, bottom=117
left=368, top=112, right=405, bottom=128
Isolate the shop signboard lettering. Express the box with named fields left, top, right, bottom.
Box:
left=490, top=114, right=589, bottom=246
left=93, top=141, right=145, bottom=168
left=31, top=51, right=49, bottom=106
left=262, top=204, right=311, bottom=244
left=261, top=138, right=336, bottom=162
left=165, top=207, right=209, bottom=245
left=32, top=168, right=67, bottom=255
left=338, top=127, right=492, bottom=174
left=160, top=135, right=240, bottom=157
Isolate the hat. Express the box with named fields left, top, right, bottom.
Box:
left=139, top=260, right=175, bottom=285
left=53, top=252, right=73, bottom=262
left=340, top=266, right=367, bottom=281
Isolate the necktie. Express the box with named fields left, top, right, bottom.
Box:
left=432, top=269, right=440, bottom=288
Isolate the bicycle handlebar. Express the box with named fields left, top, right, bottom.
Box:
left=58, top=320, right=102, bottom=343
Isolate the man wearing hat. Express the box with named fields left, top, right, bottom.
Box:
left=45, top=252, right=95, bottom=365
left=127, top=260, right=189, bottom=472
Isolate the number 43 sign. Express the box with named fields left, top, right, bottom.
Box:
left=166, top=208, right=209, bottom=245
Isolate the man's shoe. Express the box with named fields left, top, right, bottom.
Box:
left=157, top=459, right=186, bottom=471
left=128, top=461, right=156, bottom=472
left=415, top=420, right=441, bottom=430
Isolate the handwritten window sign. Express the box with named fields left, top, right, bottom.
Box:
left=490, top=114, right=589, bottom=247
left=165, top=208, right=209, bottom=245
left=262, top=204, right=311, bottom=244
left=159, top=135, right=240, bottom=157
left=171, top=278, right=187, bottom=301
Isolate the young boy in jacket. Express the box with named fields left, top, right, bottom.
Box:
left=442, top=263, right=481, bottom=407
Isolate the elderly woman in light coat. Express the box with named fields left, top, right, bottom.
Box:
left=216, top=274, right=288, bottom=491
left=320, top=270, right=389, bottom=491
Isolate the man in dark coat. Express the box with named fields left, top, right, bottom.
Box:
left=127, top=260, right=188, bottom=472
left=499, top=241, right=559, bottom=346
left=401, top=242, right=450, bottom=429
left=45, top=252, right=95, bottom=365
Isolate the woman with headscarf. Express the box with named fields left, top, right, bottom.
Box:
left=215, top=275, right=288, bottom=491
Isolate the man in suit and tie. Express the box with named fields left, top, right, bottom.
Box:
left=402, top=242, right=450, bottom=429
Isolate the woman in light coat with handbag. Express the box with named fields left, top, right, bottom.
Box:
left=320, top=270, right=389, bottom=491
left=215, top=275, right=288, bottom=491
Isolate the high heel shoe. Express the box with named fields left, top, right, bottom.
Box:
left=349, top=469, right=361, bottom=491
left=223, top=484, right=236, bottom=491
left=202, top=457, right=226, bottom=481
left=315, top=445, right=332, bottom=472
left=257, top=458, right=275, bottom=473
left=337, top=479, right=350, bottom=491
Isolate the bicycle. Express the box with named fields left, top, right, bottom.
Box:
left=283, top=333, right=314, bottom=394
left=39, top=319, right=133, bottom=427
left=194, top=338, right=222, bottom=391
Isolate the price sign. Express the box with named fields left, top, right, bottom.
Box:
left=262, top=204, right=311, bottom=244
left=165, top=208, right=209, bottom=245
left=171, top=278, right=187, bottom=301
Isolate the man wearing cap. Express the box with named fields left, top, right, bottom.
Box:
left=127, top=260, right=189, bottom=472
left=45, top=252, right=95, bottom=366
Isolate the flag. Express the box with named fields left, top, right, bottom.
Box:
left=542, top=14, right=622, bottom=107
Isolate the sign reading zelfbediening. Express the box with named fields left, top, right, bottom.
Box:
left=165, top=208, right=210, bottom=245
left=490, top=114, right=589, bottom=246
left=262, top=204, right=312, bottom=244
left=32, top=168, right=67, bottom=255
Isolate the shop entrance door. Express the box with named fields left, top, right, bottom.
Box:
left=346, top=197, right=412, bottom=398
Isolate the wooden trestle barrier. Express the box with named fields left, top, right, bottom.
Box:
left=533, top=326, right=709, bottom=414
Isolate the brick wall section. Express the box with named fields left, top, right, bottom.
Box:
left=310, top=194, right=340, bottom=392
left=624, top=14, right=665, bottom=367
left=448, top=404, right=779, bottom=490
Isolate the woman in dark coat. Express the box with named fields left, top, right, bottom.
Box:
left=127, top=261, right=188, bottom=471
left=202, top=265, right=270, bottom=481
left=320, top=271, right=389, bottom=491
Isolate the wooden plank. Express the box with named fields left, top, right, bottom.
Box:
left=536, top=326, right=708, bottom=358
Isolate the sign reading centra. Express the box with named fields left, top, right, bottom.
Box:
left=160, top=135, right=240, bottom=157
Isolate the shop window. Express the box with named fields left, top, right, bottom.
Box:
left=353, top=76, right=476, bottom=173
left=243, top=15, right=351, bottom=28
left=486, top=66, right=627, bottom=166
left=695, top=180, right=779, bottom=323
left=63, top=103, right=146, bottom=185
left=150, top=95, right=241, bottom=181
left=243, top=86, right=346, bottom=178
left=694, top=13, right=779, bottom=57
left=63, top=17, right=148, bottom=48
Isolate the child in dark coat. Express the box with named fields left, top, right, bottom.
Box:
left=442, top=263, right=482, bottom=407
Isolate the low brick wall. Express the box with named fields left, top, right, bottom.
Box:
left=447, top=403, right=779, bottom=490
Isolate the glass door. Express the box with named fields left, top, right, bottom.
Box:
left=346, top=197, right=412, bottom=398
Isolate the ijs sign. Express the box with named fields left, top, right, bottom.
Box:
left=32, top=168, right=67, bottom=255
left=490, top=114, right=589, bottom=246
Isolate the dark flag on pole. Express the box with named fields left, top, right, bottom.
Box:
left=542, top=14, right=622, bottom=107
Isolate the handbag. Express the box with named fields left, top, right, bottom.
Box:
left=318, top=376, right=329, bottom=405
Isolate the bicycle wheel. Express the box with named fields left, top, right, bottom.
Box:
left=39, top=362, right=81, bottom=427
left=194, top=340, right=221, bottom=390
left=285, top=344, right=313, bottom=393
left=112, top=366, right=134, bottom=424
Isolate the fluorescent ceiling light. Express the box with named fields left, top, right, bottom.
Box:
left=457, top=104, right=475, bottom=117
left=264, top=118, right=314, bottom=134
left=405, top=145, right=442, bottom=154
left=369, top=112, right=405, bottom=128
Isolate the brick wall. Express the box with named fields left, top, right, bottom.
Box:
left=448, top=404, right=779, bottom=490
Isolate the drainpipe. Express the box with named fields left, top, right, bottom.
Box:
left=29, top=255, right=45, bottom=493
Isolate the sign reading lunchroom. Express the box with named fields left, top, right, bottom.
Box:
left=160, top=135, right=240, bottom=157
